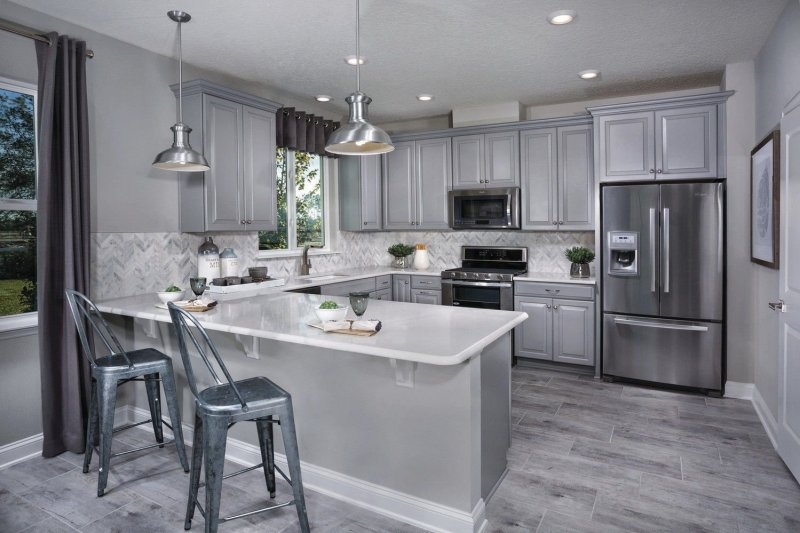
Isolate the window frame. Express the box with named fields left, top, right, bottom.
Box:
left=0, top=76, right=39, bottom=335
left=256, top=149, right=336, bottom=259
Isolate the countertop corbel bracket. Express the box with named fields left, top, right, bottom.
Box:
left=234, top=334, right=261, bottom=359
left=389, top=359, right=417, bottom=388
left=134, top=317, right=160, bottom=340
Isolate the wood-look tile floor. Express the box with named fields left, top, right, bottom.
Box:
left=1, top=367, right=798, bottom=532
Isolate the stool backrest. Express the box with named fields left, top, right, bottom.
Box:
left=167, top=303, right=249, bottom=411
left=64, top=289, right=132, bottom=368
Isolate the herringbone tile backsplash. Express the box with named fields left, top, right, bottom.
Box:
left=91, top=230, right=593, bottom=300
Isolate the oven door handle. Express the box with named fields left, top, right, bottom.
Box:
left=441, top=280, right=513, bottom=288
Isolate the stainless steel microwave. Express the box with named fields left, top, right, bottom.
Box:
left=448, top=187, right=521, bottom=230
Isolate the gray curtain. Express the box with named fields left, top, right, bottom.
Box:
left=276, top=107, right=339, bottom=156
left=36, top=33, right=92, bottom=457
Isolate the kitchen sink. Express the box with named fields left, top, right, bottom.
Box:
left=305, top=274, right=348, bottom=281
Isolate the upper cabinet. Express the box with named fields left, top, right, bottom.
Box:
left=520, top=121, right=593, bottom=231
left=452, top=131, right=519, bottom=189
left=589, top=92, right=731, bottom=183
left=383, top=138, right=451, bottom=230
left=339, top=155, right=382, bottom=231
left=176, top=80, right=280, bottom=233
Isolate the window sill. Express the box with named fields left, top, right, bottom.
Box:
left=0, top=313, right=38, bottom=340
left=255, top=249, right=341, bottom=260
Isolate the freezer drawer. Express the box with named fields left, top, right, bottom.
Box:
left=603, top=313, right=721, bottom=390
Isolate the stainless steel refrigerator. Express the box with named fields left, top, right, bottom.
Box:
left=602, top=181, right=724, bottom=393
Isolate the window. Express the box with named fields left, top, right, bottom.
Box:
left=0, top=80, right=37, bottom=319
left=259, top=148, right=327, bottom=251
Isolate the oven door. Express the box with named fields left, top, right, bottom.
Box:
left=449, top=188, right=520, bottom=229
left=441, top=280, right=514, bottom=310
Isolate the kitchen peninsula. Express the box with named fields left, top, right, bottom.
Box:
left=97, top=289, right=527, bottom=533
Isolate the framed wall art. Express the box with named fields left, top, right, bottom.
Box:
left=751, top=130, right=780, bottom=268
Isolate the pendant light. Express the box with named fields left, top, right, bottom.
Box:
left=153, top=11, right=210, bottom=172
left=325, top=0, right=393, bottom=155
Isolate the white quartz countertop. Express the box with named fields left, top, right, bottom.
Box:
left=96, top=291, right=527, bottom=366
left=284, top=265, right=443, bottom=290
left=514, top=272, right=597, bottom=285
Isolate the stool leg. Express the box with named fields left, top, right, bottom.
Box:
left=144, top=372, right=164, bottom=447
left=185, top=414, right=204, bottom=530
left=83, top=379, right=98, bottom=474
left=203, top=415, right=229, bottom=533
left=96, top=375, right=118, bottom=497
left=161, top=365, right=189, bottom=472
left=278, top=403, right=309, bottom=533
left=256, top=417, right=276, bottom=498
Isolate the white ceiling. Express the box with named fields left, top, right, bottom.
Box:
left=12, top=0, right=788, bottom=122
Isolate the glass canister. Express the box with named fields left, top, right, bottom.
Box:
left=198, top=237, right=221, bottom=281
left=413, top=243, right=430, bottom=270
left=220, top=247, right=239, bottom=277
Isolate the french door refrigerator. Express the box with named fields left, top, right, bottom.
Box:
left=602, top=181, right=724, bottom=393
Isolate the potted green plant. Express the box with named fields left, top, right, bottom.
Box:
left=565, top=246, right=595, bottom=278
left=388, top=243, right=415, bottom=269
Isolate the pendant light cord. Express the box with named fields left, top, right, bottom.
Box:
left=355, top=0, right=360, bottom=93
left=177, top=19, right=183, bottom=124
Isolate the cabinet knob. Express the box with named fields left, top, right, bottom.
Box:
left=552, top=220, right=558, bottom=225
left=559, top=220, right=564, bottom=225
left=656, top=169, right=663, bottom=174
left=405, top=281, right=409, bottom=285
left=240, top=220, right=246, bottom=224
left=546, top=304, right=551, bottom=309
left=553, top=305, right=559, bottom=310
left=364, top=222, right=368, bottom=225
left=246, top=219, right=253, bottom=224
left=649, top=169, right=655, bottom=174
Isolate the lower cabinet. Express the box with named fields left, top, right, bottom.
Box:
left=371, top=288, right=392, bottom=300
left=393, top=275, right=412, bottom=303
left=320, top=278, right=376, bottom=297
left=514, top=284, right=595, bottom=367
left=411, top=288, right=442, bottom=305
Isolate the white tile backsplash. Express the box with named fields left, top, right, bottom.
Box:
left=91, top=230, right=593, bottom=300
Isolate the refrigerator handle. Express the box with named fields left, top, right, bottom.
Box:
left=649, top=208, right=657, bottom=293
left=663, top=207, right=670, bottom=294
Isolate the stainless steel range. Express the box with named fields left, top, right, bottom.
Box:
left=441, top=246, right=528, bottom=311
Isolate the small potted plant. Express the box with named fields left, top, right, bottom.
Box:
left=565, top=246, right=595, bottom=278
left=388, top=243, right=415, bottom=269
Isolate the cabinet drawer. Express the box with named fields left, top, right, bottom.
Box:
left=514, top=282, right=594, bottom=300
left=375, top=275, right=392, bottom=290
left=370, top=288, right=392, bottom=300
left=320, top=278, right=377, bottom=296
left=411, top=276, right=441, bottom=290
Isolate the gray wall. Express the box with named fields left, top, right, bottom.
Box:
left=0, top=333, right=42, bottom=446
left=751, top=0, right=800, bottom=417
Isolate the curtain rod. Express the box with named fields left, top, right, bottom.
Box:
left=0, top=17, right=94, bottom=58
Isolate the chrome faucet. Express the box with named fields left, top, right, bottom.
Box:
left=299, top=244, right=321, bottom=275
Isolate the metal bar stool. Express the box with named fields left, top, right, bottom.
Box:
left=167, top=303, right=310, bottom=533
left=65, top=289, right=190, bottom=496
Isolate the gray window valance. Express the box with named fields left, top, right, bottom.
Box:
left=276, top=107, right=340, bottom=157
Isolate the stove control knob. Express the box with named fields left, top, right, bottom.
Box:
left=470, top=272, right=480, bottom=280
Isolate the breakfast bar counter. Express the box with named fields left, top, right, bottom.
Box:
left=97, top=292, right=526, bottom=533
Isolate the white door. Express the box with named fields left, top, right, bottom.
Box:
left=777, top=93, right=800, bottom=482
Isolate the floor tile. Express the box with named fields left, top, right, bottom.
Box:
left=484, top=493, right=543, bottom=532
left=493, top=469, right=598, bottom=519
left=516, top=411, right=614, bottom=443
left=0, top=487, right=53, bottom=533
left=0, top=456, right=76, bottom=495
left=81, top=497, right=184, bottom=533
left=536, top=509, right=631, bottom=533
left=569, top=437, right=683, bottom=480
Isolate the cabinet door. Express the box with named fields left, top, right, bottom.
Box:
left=361, top=155, right=383, bottom=228
left=452, top=135, right=485, bottom=189
left=485, top=131, right=520, bottom=187
left=520, top=128, right=557, bottom=230
left=514, top=297, right=552, bottom=360
left=552, top=298, right=594, bottom=366
left=411, top=289, right=441, bottom=305
left=655, top=105, right=717, bottom=180
left=597, top=112, right=655, bottom=182
left=383, top=142, right=416, bottom=229
left=241, top=105, right=277, bottom=231
left=416, top=138, right=452, bottom=230
left=392, top=275, right=411, bottom=302
left=558, top=125, right=594, bottom=230
left=371, top=288, right=392, bottom=300
left=203, top=95, right=244, bottom=230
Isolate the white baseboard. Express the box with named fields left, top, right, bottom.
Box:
left=0, top=433, right=43, bottom=470
left=124, top=405, right=485, bottom=533
left=724, top=381, right=754, bottom=400
left=752, top=386, right=779, bottom=450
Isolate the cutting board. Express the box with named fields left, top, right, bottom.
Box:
left=307, top=322, right=378, bottom=337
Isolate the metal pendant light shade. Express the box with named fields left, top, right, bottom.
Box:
left=153, top=10, right=209, bottom=172
left=325, top=0, right=393, bottom=156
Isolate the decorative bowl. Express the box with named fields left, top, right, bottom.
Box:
left=157, top=290, right=184, bottom=304
left=314, top=305, right=348, bottom=322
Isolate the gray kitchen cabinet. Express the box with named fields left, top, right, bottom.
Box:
left=383, top=139, right=451, bottom=230
left=521, top=123, right=593, bottom=231
left=176, top=81, right=279, bottom=233
left=320, top=277, right=376, bottom=297
left=452, top=132, right=519, bottom=189
left=370, top=288, right=392, bottom=300
left=392, top=274, right=412, bottom=303
left=591, top=97, right=724, bottom=183
left=339, top=155, right=382, bottom=231
left=552, top=298, right=594, bottom=366
left=514, top=296, right=552, bottom=360
left=411, top=288, right=442, bottom=305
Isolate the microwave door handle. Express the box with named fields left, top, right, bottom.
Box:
left=649, top=207, right=656, bottom=293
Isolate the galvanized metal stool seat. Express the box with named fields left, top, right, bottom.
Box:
left=167, top=303, right=310, bottom=533
left=65, top=290, right=190, bottom=497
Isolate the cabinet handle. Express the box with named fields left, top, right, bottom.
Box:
left=656, top=169, right=663, bottom=174
left=649, top=169, right=655, bottom=174
left=545, top=288, right=560, bottom=294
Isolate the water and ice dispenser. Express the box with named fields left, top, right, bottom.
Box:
left=607, top=231, right=638, bottom=276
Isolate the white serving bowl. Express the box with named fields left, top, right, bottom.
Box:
left=157, top=290, right=185, bottom=304
left=314, top=305, right=348, bottom=322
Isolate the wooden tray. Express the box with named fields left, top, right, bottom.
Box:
left=308, top=322, right=378, bottom=337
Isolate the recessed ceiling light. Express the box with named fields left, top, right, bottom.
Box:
left=344, top=55, right=367, bottom=66
left=416, top=94, right=434, bottom=102
left=315, top=95, right=333, bottom=102
left=548, top=10, right=577, bottom=25
left=578, top=69, right=600, bottom=80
